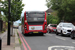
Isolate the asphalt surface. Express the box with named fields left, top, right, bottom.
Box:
left=18, top=26, right=75, bottom=50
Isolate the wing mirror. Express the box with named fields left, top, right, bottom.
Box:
left=47, top=13, right=51, bottom=15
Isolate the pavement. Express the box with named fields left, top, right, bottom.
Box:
left=0, top=29, right=21, bottom=50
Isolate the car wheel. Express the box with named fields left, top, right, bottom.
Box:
left=71, top=33, right=74, bottom=39
left=56, top=30, right=59, bottom=35
left=24, top=33, right=29, bottom=36
left=61, top=31, right=64, bottom=36
left=49, top=30, right=51, bottom=33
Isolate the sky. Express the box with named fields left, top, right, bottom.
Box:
left=1, top=0, right=48, bottom=23
left=21, top=0, right=48, bottom=16
left=17, top=0, right=48, bottom=23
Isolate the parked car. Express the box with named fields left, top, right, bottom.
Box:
left=47, top=24, right=57, bottom=33
left=56, top=22, right=74, bottom=36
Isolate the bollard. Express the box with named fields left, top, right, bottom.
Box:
left=0, top=37, right=2, bottom=50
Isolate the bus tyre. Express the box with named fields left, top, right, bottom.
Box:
left=41, top=33, right=44, bottom=36
left=24, top=34, right=27, bottom=36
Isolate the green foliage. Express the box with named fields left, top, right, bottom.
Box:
left=17, top=32, right=19, bottom=36
left=3, top=28, right=6, bottom=31
left=1, top=0, right=24, bottom=22
left=18, top=38, right=22, bottom=45
left=46, top=0, right=75, bottom=22
left=1, top=31, right=4, bottom=33
left=17, top=32, right=21, bottom=45
left=47, top=15, right=59, bottom=25
left=0, top=14, right=2, bottom=20
left=6, top=22, right=8, bottom=27
left=1, top=15, right=8, bottom=22
left=19, top=23, right=21, bottom=26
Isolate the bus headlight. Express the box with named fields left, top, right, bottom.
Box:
left=25, top=25, right=27, bottom=30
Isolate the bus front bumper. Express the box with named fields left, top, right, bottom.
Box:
left=24, top=30, right=47, bottom=34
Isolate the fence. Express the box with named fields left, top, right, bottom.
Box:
left=0, top=20, right=3, bottom=32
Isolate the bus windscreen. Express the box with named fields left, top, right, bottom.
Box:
left=26, top=14, right=45, bottom=18
left=26, top=13, right=45, bottom=22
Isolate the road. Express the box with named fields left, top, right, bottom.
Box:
left=18, top=26, right=75, bottom=50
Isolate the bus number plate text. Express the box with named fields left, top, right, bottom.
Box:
left=33, top=32, right=38, bottom=33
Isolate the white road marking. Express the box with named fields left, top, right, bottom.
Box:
left=54, top=49, right=57, bottom=50
left=68, top=49, right=72, bottom=50
left=55, top=36, right=66, bottom=40
left=72, top=42, right=75, bottom=44
left=61, top=49, right=64, bottom=50
left=48, top=46, right=75, bottom=50
left=54, top=49, right=64, bottom=50
left=53, top=48, right=64, bottom=50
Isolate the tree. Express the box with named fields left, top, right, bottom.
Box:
left=46, top=0, right=75, bottom=22
left=1, top=0, right=24, bottom=22
left=0, top=0, right=2, bottom=18
left=47, top=15, right=59, bottom=25
left=1, top=0, right=24, bottom=35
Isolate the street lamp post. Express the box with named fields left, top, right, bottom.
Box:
left=7, top=0, right=11, bottom=45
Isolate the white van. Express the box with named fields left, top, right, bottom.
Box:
left=13, top=22, right=19, bottom=29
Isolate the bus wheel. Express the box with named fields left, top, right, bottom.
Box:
left=24, top=34, right=29, bottom=36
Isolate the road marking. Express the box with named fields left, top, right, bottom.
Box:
left=54, top=49, right=64, bottom=50
left=61, top=49, right=64, bottom=50
left=18, top=31, right=27, bottom=50
left=54, top=49, right=57, bottom=50
left=20, top=33, right=31, bottom=50
left=55, top=36, right=66, bottom=40
left=18, top=31, right=31, bottom=50
left=72, top=42, right=75, bottom=44
left=48, top=46, right=75, bottom=50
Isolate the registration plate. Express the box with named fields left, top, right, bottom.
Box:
left=53, top=29, right=56, bottom=31
left=33, top=32, right=38, bottom=33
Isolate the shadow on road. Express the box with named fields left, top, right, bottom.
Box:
left=23, top=34, right=46, bottom=37
left=47, top=32, right=56, bottom=35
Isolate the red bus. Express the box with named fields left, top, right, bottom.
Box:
left=21, top=11, right=47, bottom=35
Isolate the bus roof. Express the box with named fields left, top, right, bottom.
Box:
left=25, top=11, right=45, bottom=14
